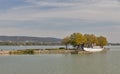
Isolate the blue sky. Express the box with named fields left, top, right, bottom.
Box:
left=0, top=0, right=120, bottom=43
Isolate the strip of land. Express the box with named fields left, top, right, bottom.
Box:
left=0, top=49, right=93, bottom=55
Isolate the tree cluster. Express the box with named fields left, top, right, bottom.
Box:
left=62, top=33, right=108, bottom=50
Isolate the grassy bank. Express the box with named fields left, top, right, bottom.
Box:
left=8, top=48, right=75, bottom=55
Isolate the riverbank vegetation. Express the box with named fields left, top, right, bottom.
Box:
left=0, top=41, right=61, bottom=45
left=62, top=32, right=108, bottom=50
left=9, top=49, right=35, bottom=55
left=7, top=48, right=76, bottom=55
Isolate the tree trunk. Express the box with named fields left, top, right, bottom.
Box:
left=65, top=44, right=68, bottom=50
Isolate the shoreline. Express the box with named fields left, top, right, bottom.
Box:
left=0, top=49, right=70, bottom=55
left=0, top=49, right=92, bottom=55
left=0, top=48, right=109, bottom=55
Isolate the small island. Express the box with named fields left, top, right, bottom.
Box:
left=0, top=32, right=108, bottom=55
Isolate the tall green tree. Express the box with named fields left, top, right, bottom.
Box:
left=97, top=36, right=108, bottom=48
left=62, top=36, right=70, bottom=50
left=84, top=34, right=97, bottom=47
left=70, top=33, right=85, bottom=50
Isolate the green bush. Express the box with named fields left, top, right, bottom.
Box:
left=59, top=47, right=65, bottom=49
left=9, top=49, right=34, bottom=55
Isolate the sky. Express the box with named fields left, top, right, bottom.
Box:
left=0, top=0, right=120, bottom=43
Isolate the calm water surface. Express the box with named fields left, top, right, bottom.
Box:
left=0, top=45, right=67, bottom=50
left=0, top=46, right=120, bottom=74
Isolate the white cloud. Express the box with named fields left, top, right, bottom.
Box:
left=0, top=0, right=120, bottom=42
left=0, top=0, right=120, bottom=22
left=1, top=8, right=120, bottom=23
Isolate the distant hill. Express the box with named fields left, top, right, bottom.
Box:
left=0, top=36, right=62, bottom=43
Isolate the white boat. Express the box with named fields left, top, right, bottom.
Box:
left=84, top=47, right=103, bottom=52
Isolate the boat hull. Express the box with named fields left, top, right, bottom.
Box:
left=84, top=48, right=103, bottom=52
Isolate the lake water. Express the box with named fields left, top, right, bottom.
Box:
left=0, top=45, right=67, bottom=50
left=0, top=46, right=120, bottom=74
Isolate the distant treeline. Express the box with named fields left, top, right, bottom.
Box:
left=108, top=43, right=120, bottom=46
left=0, top=41, right=61, bottom=45
left=0, top=36, right=62, bottom=45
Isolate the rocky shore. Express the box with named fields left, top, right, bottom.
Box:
left=0, top=50, right=9, bottom=55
